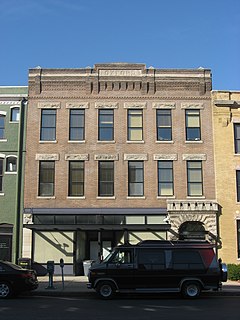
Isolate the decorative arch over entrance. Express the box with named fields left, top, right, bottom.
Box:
left=179, top=221, right=206, bottom=240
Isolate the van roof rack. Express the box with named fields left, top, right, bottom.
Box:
left=137, top=240, right=211, bottom=246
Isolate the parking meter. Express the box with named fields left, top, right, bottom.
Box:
left=46, top=261, right=55, bottom=289
left=60, top=258, right=65, bottom=289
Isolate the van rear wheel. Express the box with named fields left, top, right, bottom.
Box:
left=96, top=281, right=115, bottom=299
left=182, top=281, right=201, bottom=298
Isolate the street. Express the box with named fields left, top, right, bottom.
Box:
left=0, top=295, right=239, bottom=320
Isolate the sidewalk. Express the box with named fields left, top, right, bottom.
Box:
left=32, top=275, right=240, bottom=297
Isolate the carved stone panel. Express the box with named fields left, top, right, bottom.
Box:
left=65, top=154, right=89, bottom=161
left=94, top=154, right=119, bottom=161
left=182, top=154, right=207, bottom=161
left=36, top=154, right=59, bottom=161
left=181, top=103, right=204, bottom=109
left=38, top=102, right=61, bottom=109
left=66, top=102, right=89, bottom=109
left=95, top=102, right=119, bottom=109
left=152, top=102, right=176, bottom=109
left=154, top=154, right=178, bottom=161
left=124, top=154, right=148, bottom=161
left=124, top=102, right=147, bottom=109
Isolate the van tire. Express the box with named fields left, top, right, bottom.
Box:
left=181, top=281, right=201, bottom=298
left=96, top=281, right=116, bottom=299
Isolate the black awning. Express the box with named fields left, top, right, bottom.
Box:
left=24, top=207, right=167, bottom=215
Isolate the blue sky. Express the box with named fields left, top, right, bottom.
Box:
left=0, top=0, right=239, bottom=90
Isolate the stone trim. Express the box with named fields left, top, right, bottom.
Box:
left=0, top=153, right=6, bottom=158
left=181, top=103, right=204, bottom=109
left=38, top=102, right=61, bottom=109
left=66, top=102, right=89, bottom=109
left=94, top=154, right=119, bottom=161
left=124, top=154, right=148, bottom=161
left=154, top=154, right=178, bottom=161
left=0, top=101, right=21, bottom=105
left=152, top=102, right=176, bottom=109
left=0, top=111, right=7, bottom=116
left=95, top=102, right=119, bottom=109
left=35, top=154, right=59, bottom=161
left=124, top=102, right=147, bottom=109
left=65, top=154, right=89, bottom=161
left=182, top=154, right=207, bottom=161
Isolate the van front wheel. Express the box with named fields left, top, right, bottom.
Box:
left=96, top=281, right=115, bottom=299
left=181, top=281, right=201, bottom=298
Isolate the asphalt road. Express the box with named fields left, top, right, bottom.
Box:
left=0, top=295, right=239, bottom=320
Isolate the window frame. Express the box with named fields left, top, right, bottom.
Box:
left=38, top=161, right=55, bottom=197
left=68, top=161, right=84, bottom=197
left=158, top=161, right=174, bottom=196
left=185, top=109, right=201, bottom=141
left=156, top=109, right=172, bottom=141
left=127, top=109, right=143, bottom=141
left=69, top=109, right=85, bottom=141
left=5, top=156, right=17, bottom=173
left=0, top=114, right=6, bottom=140
left=187, top=161, right=203, bottom=196
left=98, top=161, right=114, bottom=197
left=40, top=109, right=56, bottom=141
left=0, top=158, right=3, bottom=192
left=98, top=109, right=114, bottom=141
left=236, top=170, right=240, bottom=202
left=10, top=107, right=20, bottom=122
left=128, top=161, right=144, bottom=197
left=234, top=124, right=240, bottom=154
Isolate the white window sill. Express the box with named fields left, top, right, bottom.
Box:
left=5, top=172, right=17, bottom=175
left=97, top=196, right=116, bottom=199
left=127, top=196, right=146, bottom=199
left=0, top=193, right=5, bottom=196
left=186, top=196, right=206, bottom=199
left=37, top=196, right=56, bottom=199
left=156, top=140, right=174, bottom=144
left=126, top=141, right=145, bottom=144
left=97, top=141, right=116, bottom=144
left=39, top=140, right=58, bottom=144
left=157, top=195, right=176, bottom=199
left=0, top=139, right=7, bottom=142
left=185, top=140, right=203, bottom=144
left=68, top=140, right=85, bottom=143
left=67, top=196, right=86, bottom=199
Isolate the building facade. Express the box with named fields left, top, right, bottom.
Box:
left=0, top=86, right=28, bottom=262
left=212, top=91, right=240, bottom=263
left=23, top=63, right=219, bottom=274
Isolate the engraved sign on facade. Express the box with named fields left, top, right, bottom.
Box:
left=95, top=102, right=119, bottom=109
left=99, top=70, right=142, bottom=77
left=65, top=154, right=89, bottom=161
left=38, top=102, right=61, bottom=109
left=182, top=154, right=207, bottom=161
left=36, top=154, right=59, bottom=161
left=124, top=102, right=147, bottom=109
left=181, top=103, right=204, bottom=109
left=124, top=154, right=148, bottom=161
left=154, top=154, right=178, bottom=161
left=66, top=102, right=89, bottom=109
left=94, top=154, right=119, bottom=161
left=152, top=102, right=176, bottom=109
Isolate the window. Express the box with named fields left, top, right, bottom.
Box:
left=40, top=109, right=56, bottom=141
left=0, top=115, right=5, bottom=139
left=237, top=220, right=240, bottom=259
left=128, top=109, right=143, bottom=141
left=69, top=109, right=85, bottom=141
left=69, top=161, right=84, bottom=196
left=6, top=157, right=17, bottom=172
left=98, top=109, right=114, bottom=141
left=98, top=161, right=114, bottom=196
left=185, top=109, right=201, bottom=141
left=10, top=107, right=20, bottom=122
left=39, top=161, right=55, bottom=196
left=0, top=159, right=3, bottom=192
left=156, top=109, right=172, bottom=141
left=236, top=171, right=240, bottom=202
left=158, top=161, right=174, bottom=196
left=172, top=250, right=204, bottom=270
left=187, top=161, right=203, bottom=196
left=234, top=124, right=240, bottom=154
left=111, top=249, right=133, bottom=264
left=128, top=161, right=144, bottom=196
left=138, top=249, right=165, bottom=270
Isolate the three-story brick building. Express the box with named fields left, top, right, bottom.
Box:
left=23, top=63, right=219, bottom=274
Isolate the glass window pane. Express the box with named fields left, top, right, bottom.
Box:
left=188, top=183, right=202, bottom=196
left=6, top=157, right=17, bottom=172
left=11, top=108, right=20, bottom=122
left=159, top=183, right=173, bottom=195
left=187, top=116, right=200, bottom=127
left=129, top=129, right=142, bottom=140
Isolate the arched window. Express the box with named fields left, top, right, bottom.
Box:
left=6, top=156, right=17, bottom=172
left=179, top=221, right=206, bottom=240
left=10, top=107, right=20, bottom=122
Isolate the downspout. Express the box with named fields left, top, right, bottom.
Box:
left=15, top=97, right=27, bottom=263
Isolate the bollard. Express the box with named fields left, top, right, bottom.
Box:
left=60, top=258, right=65, bottom=290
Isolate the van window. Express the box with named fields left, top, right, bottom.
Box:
left=138, top=249, right=165, bottom=270
left=111, top=249, right=133, bottom=264
left=172, top=250, right=204, bottom=270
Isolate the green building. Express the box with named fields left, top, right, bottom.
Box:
left=0, top=86, right=28, bottom=263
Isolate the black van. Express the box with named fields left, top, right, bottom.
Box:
left=87, top=240, right=227, bottom=299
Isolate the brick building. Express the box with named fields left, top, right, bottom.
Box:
left=212, top=91, right=240, bottom=263
left=23, top=63, right=219, bottom=274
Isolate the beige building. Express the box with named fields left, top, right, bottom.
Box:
left=23, top=63, right=219, bottom=274
left=212, top=91, right=240, bottom=263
